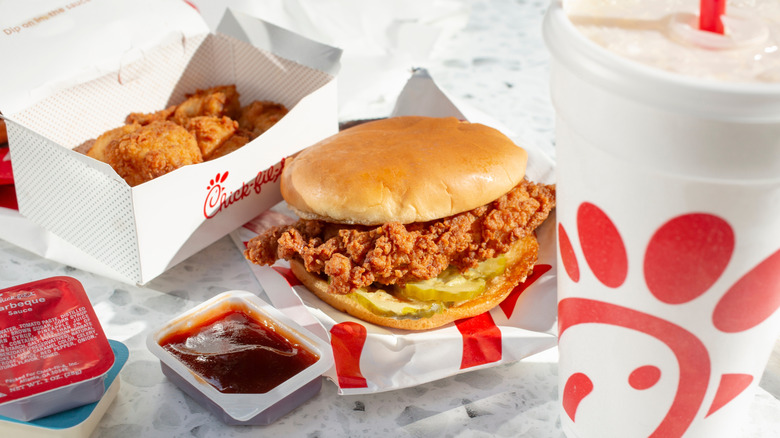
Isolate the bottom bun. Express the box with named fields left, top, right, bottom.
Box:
left=290, top=233, right=540, bottom=331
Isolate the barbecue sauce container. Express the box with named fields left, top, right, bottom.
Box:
left=147, top=290, right=333, bottom=425
left=0, top=277, right=114, bottom=421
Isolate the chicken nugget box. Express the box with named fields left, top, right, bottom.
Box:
left=0, top=0, right=341, bottom=284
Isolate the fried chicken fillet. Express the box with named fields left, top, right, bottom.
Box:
left=246, top=179, right=554, bottom=295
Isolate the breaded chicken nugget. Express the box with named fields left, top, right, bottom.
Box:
left=185, top=116, right=238, bottom=160
left=207, top=129, right=252, bottom=161
left=173, top=85, right=241, bottom=125
left=125, top=105, right=176, bottom=125
left=238, top=100, right=288, bottom=139
left=87, top=123, right=142, bottom=162
left=106, top=121, right=202, bottom=186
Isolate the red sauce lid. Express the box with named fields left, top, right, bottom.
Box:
left=0, top=277, right=114, bottom=406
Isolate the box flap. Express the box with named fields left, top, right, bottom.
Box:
left=216, top=9, right=342, bottom=76
left=0, top=0, right=209, bottom=115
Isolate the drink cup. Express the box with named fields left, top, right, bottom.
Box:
left=543, top=0, right=780, bottom=436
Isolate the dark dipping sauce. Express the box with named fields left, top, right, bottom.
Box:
left=159, top=305, right=319, bottom=394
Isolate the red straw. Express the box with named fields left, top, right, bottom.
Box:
left=699, top=0, right=726, bottom=34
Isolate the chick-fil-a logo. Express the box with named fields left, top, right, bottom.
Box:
left=203, top=157, right=286, bottom=219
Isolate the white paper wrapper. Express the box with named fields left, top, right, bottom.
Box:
left=230, top=69, right=558, bottom=394
left=188, top=0, right=471, bottom=121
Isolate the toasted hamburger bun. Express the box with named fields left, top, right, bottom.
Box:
left=291, top=233, right=539, bottom=330
left=281, top=116, right=528, bottom=225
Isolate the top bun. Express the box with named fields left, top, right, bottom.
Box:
left=281, top=116, right=528, bottom=225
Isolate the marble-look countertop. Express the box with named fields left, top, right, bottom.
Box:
left=1, top=1, right=779, bottom=437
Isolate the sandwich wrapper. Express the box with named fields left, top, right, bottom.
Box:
left=0, top=0, right=341, bottom=285
left=187, top=0, right=472, bottom=122
left=230, top=69, right=558, bottom=394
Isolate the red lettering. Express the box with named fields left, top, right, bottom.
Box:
left=203, top=184, right=226, bottom=219
left=254, top=157, right=285, bottom=195
left=203, top=158, right=287, bottom=219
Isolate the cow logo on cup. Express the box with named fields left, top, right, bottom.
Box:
left=558, top=202, right=780, bottom=437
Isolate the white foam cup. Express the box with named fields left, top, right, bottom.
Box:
left=544, top=1, right=780, bottom=436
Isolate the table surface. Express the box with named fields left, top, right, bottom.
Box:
left=2, top=1, right=779, bottom=437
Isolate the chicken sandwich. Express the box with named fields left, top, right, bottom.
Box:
left=244, top=116, right=555, bottom=330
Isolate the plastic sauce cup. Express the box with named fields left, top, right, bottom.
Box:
left=0, top=277, right=115, bottom=422
left=147, top=290, right=334, bottom=425
left=0, top=339, right=129, bottom=438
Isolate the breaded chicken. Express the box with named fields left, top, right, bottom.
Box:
left=184, top=116, right=238, bottom=160
left=172, top=85, right=241, bottom=125
left=86, top=123, right=142, bottom=162
left=125, top=105, right=176, bottom=126
left=245, top=179, right=556, bottom=294
left=105, top=121, right=202, bottom=186
left=81, top=84, right=285, bottom=182
left=207, top=129, right=252, bottom=161
left=238, top=100, right=288, bottom=139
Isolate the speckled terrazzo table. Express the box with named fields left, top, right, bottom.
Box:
left=1, top=1, right=779, bottom=437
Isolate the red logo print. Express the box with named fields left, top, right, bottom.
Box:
left=576, top=202, right=627, bottom=288
left=562, top=372, right=593, bottom=422
left=456, top=312, right=502, bottom=369
left=330, top=322, right=368, bottom=389
left=558, top=202, right=780, bottom=437
left=499, top=264, right=552, bottom=318
left=271, top=266, right=301, bottom=287
left=203, top=158, right=286, bottom=219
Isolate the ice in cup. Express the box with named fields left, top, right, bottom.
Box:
left=543, top=0, right=780, bottom=436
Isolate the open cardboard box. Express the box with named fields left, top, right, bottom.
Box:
left=1, top=0, right=341, bottom=284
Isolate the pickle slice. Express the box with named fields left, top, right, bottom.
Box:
left=349, top=289, right=439, bottom=319
left=344, top=254, right=508, bottom=318
left=466, top=254, right=506, bottom=279
left=402, top=274, right=486, bottom=302
left=401, top=254, right=507, bottom=303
